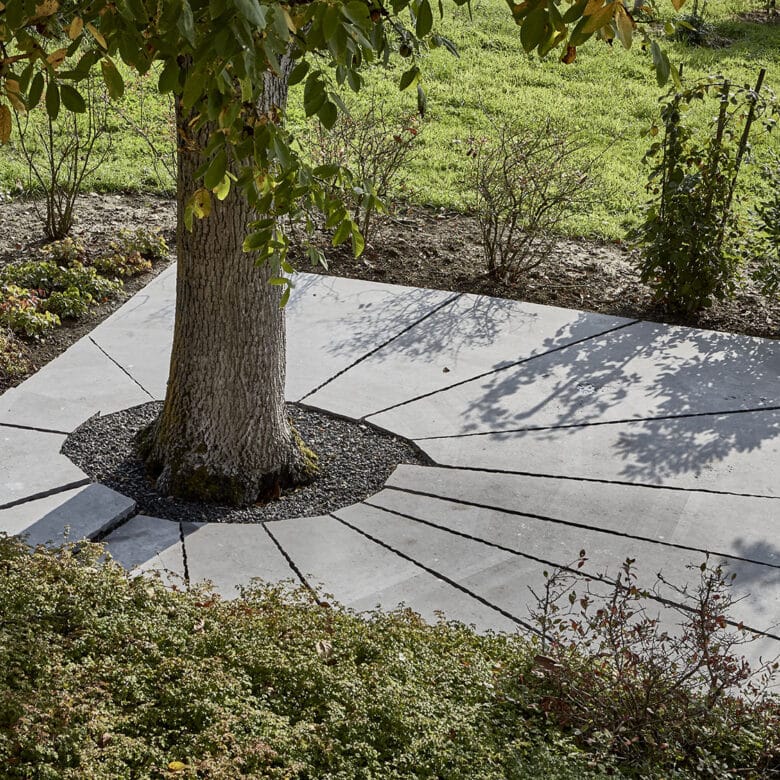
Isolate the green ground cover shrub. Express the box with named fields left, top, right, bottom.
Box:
left=1, top=535, right=777, bottom=779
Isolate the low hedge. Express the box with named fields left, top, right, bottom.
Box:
left=0, top=534, right=777, bottom=779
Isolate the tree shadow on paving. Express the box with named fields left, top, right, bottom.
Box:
left=312, top=285, right=523, bottom=365
left=454, top=313, right=780, bottom=484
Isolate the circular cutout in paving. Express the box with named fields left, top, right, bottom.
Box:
left=62, top=402, right=429, bottom=523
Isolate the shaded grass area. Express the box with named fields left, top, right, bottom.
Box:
left=0, top=0, right=777, bottom=240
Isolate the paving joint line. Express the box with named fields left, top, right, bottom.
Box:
left=88, top=336, right=155, bottom=400
left=0, top=479, right=92, bottom=512
left=297, top=292, right=463, bottom=402
left=329, top=512, right=537, bottom=634
left=415, top=404, right=780, bottom=441
left=363, top=319, right=641, bottom=420
left=179, top=521, right=191, bottom=586
left=380, top=486, right=780, bottom=569
left=359, top=500, right=780, bottom=641
left=424, top=463, right=780, bottom=501
left=0, top=421, right=71, bottom=436
left=262, top=522, right=317, bottom=599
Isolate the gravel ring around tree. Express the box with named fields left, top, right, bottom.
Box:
left=62, top=401, right=429, bottom=524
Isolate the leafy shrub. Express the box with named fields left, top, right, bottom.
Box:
left=305, top=95, right=421, bottom=244
left=470, top=118, right=599, bottom=284
left=91, top=250, right=153, bottom=278
left=0, top=328, right=32, bottom=378
left=520, top=553, right=780, bottom=777
left=0, top=285, right=60, bottom=336
left=109, top=226, right=169, bottom=261
left=751, top=153, right=780, bottom=297
left=0, top=535, right=777, bottom=779
left=633, top=72, right=777, bottom=313
left=41, top=286, right=92, bottom=319
left=1, top=260, right=121, bottom=301
left=40, top=236, right=87, bottom=264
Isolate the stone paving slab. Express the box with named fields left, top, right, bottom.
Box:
left=103, top=514, right=187, bottom=585
left=0, top=486, right=86, bottom=537
left=0, top=336, right=152, bottom=432
left=267, top=514, right=518, bottom=630
left=416, top=409, right=780, bottom=496
left=369, top=320, right=780, bottom=439
left=88, top=264, right=177, bottom=400
left=182, top=523, right=297, bottom=598
left=285, top=273, right=457, bottom=402
left=359, top=490, right=780, bottom=638
left=0, top=426, right=87, bottom=507
left=305, top=295, right=632, bottom=420
left=385, top=465, right=780, bottom=566
left=5, top=483, right=135, bottom=547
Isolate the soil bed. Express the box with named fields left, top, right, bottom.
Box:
left=1, top=193, right=778, bottom=395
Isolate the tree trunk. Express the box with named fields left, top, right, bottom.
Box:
left=139, top=64, right=316, bottom=506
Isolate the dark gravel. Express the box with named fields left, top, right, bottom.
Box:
left=62, top=401, right=429, bottom=524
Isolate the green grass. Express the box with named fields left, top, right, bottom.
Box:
left=1, top=0, right=778, bottom=240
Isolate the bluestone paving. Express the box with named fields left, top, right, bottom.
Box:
left=305, top=294, right=632, bottom=420
left=103, top=514, right=187, bottom=584
left=368, top=320, right=780, bottom=439
left=357, top=490, right=780, bottom=637
left=285, top=273, right=457, bottom=401
left=0, top=426, right=87, bottom=507
left=13, top=483, right=135, bottom=547
left=417, top=409, right=780, bottom=496
left=182, top=523, right=297, bottom=597
left=0, top=486, right=86, bottom=537
left=267, top=513, right=518, bottom=629
left=384, top=465, right=780, bottom=566
left=1, top=270, right=778, bottom=662
left=88, top=264, right=176, bottom=399
left=0, top=336, right=152, bottom=432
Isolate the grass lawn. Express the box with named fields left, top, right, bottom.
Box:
left=0, top=0, right=778, bottom=242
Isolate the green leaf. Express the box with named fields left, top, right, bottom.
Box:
left=243, top=230, right=270, bottom=251
left=28, top=73, right=45, bottom=110
left=417, top=83, right=427, bottom=117
left=343, top=1, right=371, bottom=27
left=158, top=60, right=180, bottom=94
left=416, top=0, right=434, bottom=37
left=178, top=0, right=196, bottom=44
left=562, top=0, right=588, bottom=23
left=303, top=75, right=327, bottom=117
left=234, top=0, right=266, bottom=26
left=204, top=149, right=228, bottom=190
left=214, top=174, right=231, bottom=201
left=521, top=8, right=548, bottom=53
left=288, top=61, right=309, bottom=87
left=100, top=58, right=125, bottom=99
left=323, top=5, right=341, bottom=40
left=332, top=219, right=352, bottom=246
left=581, top=1, right=615, bottom=34
left=399, top=65, right=420, bottom=91
left=45, top=82, right=60, bottom=120
left=351, top=223, right=365, bottom=257
left=59, top=84, right=86, bottom=113
left=318, top=100, right=338, bottom=130
left=651, top=41, right=670, bottom=87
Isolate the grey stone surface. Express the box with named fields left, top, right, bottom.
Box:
left=104, top=514, right=187, bottom=585
left=358, top=490, right=780, bottom=637
left=16, top=483, right=136, bottom=547
left=306, top=294, right=632, bottom=420
left=0, top=336, right=152, bottom=432
left=0, top=426, right=87, bottom=507
left=385, top=465, right=780, bottom=566
left=267, top=513, right=518, bottom=631
left=0, top=486, right=85, bottom=537
left=89, top=264, right=176, bottom=399
left=369, top=320, right=780, bottom=439
left=183, top=523, right=297, bottom=597
left=416, top=409, right=780, bottom=496
left=285, top=273, right=457, bottom=402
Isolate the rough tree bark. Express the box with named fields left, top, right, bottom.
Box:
left=139, top=62, right=317, bottom=506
